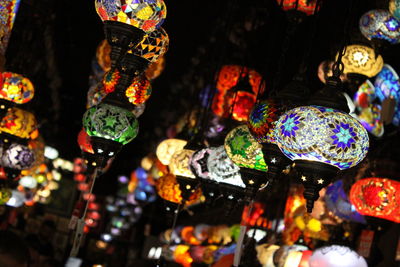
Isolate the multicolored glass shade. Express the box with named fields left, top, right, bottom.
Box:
left=359, top=9, right=400, bottom=44
left=207, top=146, right=244, bottom=187
left=95, top=0, right=167, bottom=33
left=216, top=65, right=264, bottom=93
left=339, top=45, right=383, bottom=78
left=0, top=72, right=34, bottom=104
left=125, top=75, right=152, bottom=105
left=78, top=128, right=94, bottom=154
left=155, top=173, right=201, bottom=204
left=145, top=55, right=165, bottom=80
left=87, top=83, right=107, bottom=108
left=156, top=138, right=187, bottom=165
left=248, top=99, right=282, bottom=144
left=0, top=107, right=38, bottom=139
left=353, top=80, right=376, bottom=109
left=276, top=0, right=320, bottom=16
left=224, top=125, right=268, bottom=172
left=374, top=64, right=400, bottom=101
left=212, top=90, right=257, bottom=122
left=130, top=27, right=169, bottom=63
left=103, top=70, right=120, bottom=94
left=1, top=143, right=35, bottom=170
left=82, top=103, right=139, bottom=145
left=189, top=148, right=212, bottom=179
left=273, top=106, right=369, bottom=170
left=389, top=0, right=400, bottom=21
left=325, top=180, right=366, bottom=224
left=169, top=149, right=195, bottom=179
left=96, top=40, right=112, bottom=72
left=0, top=187, right=12, bottom=205
left=0, top=0, right=21, bottom=55
left=350, top=177, right=400, bottom=223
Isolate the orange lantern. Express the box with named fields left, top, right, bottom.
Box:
left=181, top=226, right=201, bottom=245
left=174, top=245, right=193, bottom=267
left=277, top=0, right=321, bottom=16
left=77, top=128, right=94, bottom=154
left=350, top=177, right=400, bottom=223
left=145, top=55, right=166, bottom=80
left=216, top=65, right=264, bottom=94
left=96, top=40, right=112, bottom=72
left=155, top=174, right=202, bottom=204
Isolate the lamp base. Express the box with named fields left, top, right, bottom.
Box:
left=118, top=53, right=149, bottom=77
left=176, top=175, right=199, bottom=202
left=199, top=178, right=220, bottom=204
left=261, top=143, right=291, bottom=184
left=83, top=137, right=121, bottom=174
left=239, top=167, right=268, bottom=198
left=103, top=21, right=145, bottom=68
left=294, top=160, right=338, bottom=213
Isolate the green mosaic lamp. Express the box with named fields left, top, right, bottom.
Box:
left=224, top=125, right=268, bottom=196
left=82, top=102, right=139, bottom=168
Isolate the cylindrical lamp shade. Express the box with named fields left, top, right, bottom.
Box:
left=350, top=177, right=400, bottom=223
left=0, top=72, right=34, bottom=104
left=359, top=9, right=400, bottom=44
left=95, top=0, right=167, bottom=33
left=339, top=45, right=383, bottom=77
left=274, top=106, right=369, bottom=170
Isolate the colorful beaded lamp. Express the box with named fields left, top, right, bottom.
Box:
left=0, top=72, right=34, bottom=104
left=189, top=148, right=212, bottom=179
left=350, top=177, right=400, bottom=223
left=155, top=173, right=201, bottom=205
left=339, top=45, right=383, bottom=78
left=274, top=105, right=369, bottom=212
left=359, top=9, right=400, bottom=45
left=169, top=149, right=195, bottom=179
left=130, top=27, right=169, bottom=63
left=125, top=75, right=152, bottom=105
left=0, top=107, right=38, bottom=140
left=1, top=143, right=35, bottom=170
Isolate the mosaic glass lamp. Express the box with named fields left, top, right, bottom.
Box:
left=0, top=107, right=38, bottom=141
left=224, top=125, right=269, bottom=195
left=129, top=27, right=169, bottom=63
left=374, top=64, right=400, bottom=102
left=248, top=99, right=291, bottom=184
left=156, top=138, right=187, bottom=165
left=145, top=55, right=166, bottom=80
left=389, top=0, right=400, bottom=21
left=350, top=177, right=400, bottom=223
left=276, top=0, right=321, bottom=16
left=1, top=143, right=35, bottom=170
left=155, top=173, right=201, bottom=205
left=96, top=39, right=112, bottom=72
left=359, top=9, right=400, bottom=45
left=169, top=149, right=195, bottom=179
left=216, top=65, right=264, bottom=93
left=82, top=103, right=139, bottom=164
left=0, top=72, right=34, bottom=106
left=339, top=45, right=383, bottom=78
left=309, top=246, right=367, bottom=267
left=77, top=128, right=94, bottom=154
left=274, top=105, right=369, bottom=212
left=189, top=148, right=212, bottom=179
left=125, top=75, right=152, bottom=105
left=95, top=0, right=167, bottom=67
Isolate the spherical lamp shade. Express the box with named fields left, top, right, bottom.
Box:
left=130, top=27, right=169, bottom=63
left=1, top=143, right=35, bottom=170
left=207, top=146, right=244, bottom=187
left=169, top=149, right=195, bottom=179
left=359, top=9, right=400, bottom=44
left=0, top=72, right=34, bottom=104
left=77, top=128, right=94, bottom=154
left=224, top=125, right=268, bottom=172
left=0, top=187, right=12, bottom=205
left=248, top=99, right=283, bottom=144
left=96, top=40, right=112, bottom=72
left=274, top=106, right=369, bottom=170
left=354, top=80, right=376, bottom=109
left=349, top=177, right=400, bottom=223
left=309, top=245, right=367, bottom=267
left=374, top=64, right=400, bottom=102
left=339, top=45, right=383, bottom=78
left=277, top=0, right=321, bottom=16
left=216, top=65, right=264, bottom=93
left=145, top=55, right=166, bottom=80
left=156, top=138, right=187, bottom=165
left=125, top=75, right=152, bottom=105
left=189, top=148, right=212, bottom=179
left=82, top=103, right=139, bottom=145
left=155, top=173, right=201, bottom=204
left=389, top=0, right=400, bottom=20
left=325, top=180, right=366, bottom=224
left=95, top=0, right=166, bottom=33
left=0, top=107, right=38, bottom=139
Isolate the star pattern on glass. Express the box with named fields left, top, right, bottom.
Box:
left=270, top=158, right=277, bottom=164
left=301, top=176, right=307, bottom=181
left=317, top=179, right=324, bottom=184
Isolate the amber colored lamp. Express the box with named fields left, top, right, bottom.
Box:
left=169, top=149, right=196, bottom=179
left=130, top=27, right=169, bottom=63
left=125, top=75, right=152, bottom=105
left=155, top=173, right=201, bottom=204
left=145, top=55, right=166, bottom=80
left=96, top=40, right=112, bottom=72
left=277, top=0, right=321, bottom=16
left=339, top=45, right=383, bottom=78
left=0, top=107, right=38, bottom=139
left=350, top=177, right=400, bottom=223
left=216, top=65, right=264, bottom=93
left=156, top=138, right=187, bottom=165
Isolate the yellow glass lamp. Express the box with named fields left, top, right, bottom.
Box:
left=0, top=107, right=38, bottom=139
left=0, top=187, right=11, bottom=204
left=156, top=138, right=187, bottom=165
left=339, top=45, right=383, bottom=78
left=155, top=173, right=201, bottom=204
left=0, top=72, right=35, bottom=104
left=169, top=149, right=195, bottom=179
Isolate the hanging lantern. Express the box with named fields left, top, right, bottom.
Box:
left=309, top=245, right=367, bottom=267
left=359, top=9, right=400, bottom=45
left=0, top=72, right=35, bottom=104
left=276, top=0, right=321, bottom=16
left=155, top=173, right=201, bottom=205
left=374, top=64, right=400, bottom=102
left=156, top=138, right=187, bottom=165
left=77, top=128, right=94, bottom=154
left=216, top=65, right=263, bottom=93
left=129, top=27, right=169, bottom=63
left=96, top=40, right=112, bottom=72
left=82, top=102, right=139, bottom=156
left=1, top=143, right=35, bottom=170
left=169, top=149, right=195, bottom=179
left=325, top=180, right=366, bottom=224
left=274, top=105, right=369, bottom=212
left=389, top=0, right=400, bottom=21
left=339, top=45, right=383, bottom=78
left=145, top=55, right=166, bottom=80
left=0, top=187, right=12, bottom=205
left=125, top=75, right=152, bottom=105
left=0, top=107, right=38, bottom=140
left=350, top=177, right=400, bottom=223
left=95, top=0, right=167, bottom=67
left=354, top=80, right=376, bottom=109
